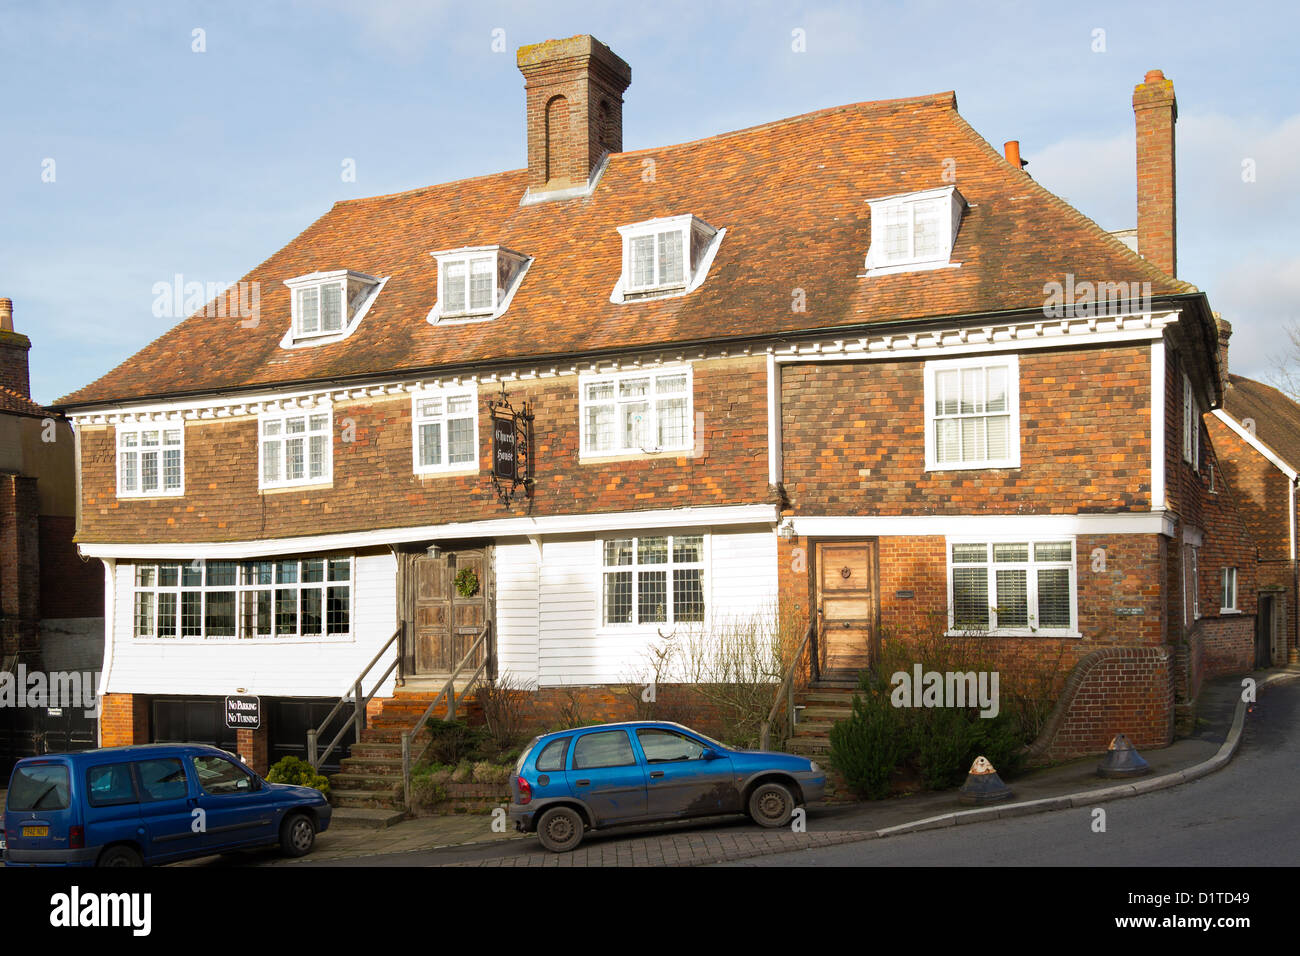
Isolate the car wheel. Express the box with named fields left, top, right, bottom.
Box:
left=97, top=845, right=143, bottom=867
left=536, top=806, right=585, bottom=853
left=280, top=813, right=317, bottom=858
left=748, top=782, right=795, bottom=828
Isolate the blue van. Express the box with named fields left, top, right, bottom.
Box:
left=3, top=743, right=332, bottom=867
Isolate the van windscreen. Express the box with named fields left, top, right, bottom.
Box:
left=7, top=764, right=71, bottom=811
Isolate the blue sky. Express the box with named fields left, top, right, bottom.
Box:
left=3, top=0, right=1297, bottom=405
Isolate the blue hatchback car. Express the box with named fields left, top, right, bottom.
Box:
left=509, top=721, right=825, bottom=852
left=3, top=743, right=331, bottom=867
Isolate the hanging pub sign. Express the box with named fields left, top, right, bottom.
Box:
left=487, top=385, right=534, bottom=509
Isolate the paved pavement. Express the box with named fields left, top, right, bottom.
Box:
left=251, top=667, right=1294, bottom=868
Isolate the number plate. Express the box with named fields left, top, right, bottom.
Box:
left=22, top=825, right=48, bottom=838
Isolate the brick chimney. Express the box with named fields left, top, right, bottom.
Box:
left=1133, top=69, right=1177, bottom=277
left=1215, top=314, right=1232, bottom=396
left=0, top=298, right=32, bottom=399
left=517, top=35, right=631, bottom=195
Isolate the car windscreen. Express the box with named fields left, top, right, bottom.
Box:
left=7, top=764, right=71, bottom=811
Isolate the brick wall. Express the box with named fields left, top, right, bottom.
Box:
left=100, top=692, right=149, bottom=747
left=237, top=726, right=269, bottom=775
left=77, top=356, right=769, bottom=544
left=1032, top=646, right=1174, bottom=761
left=780, top=344, right=1152, bottom=514
left=516, top=684, right=731, bottom=742
left=0, top=473, right=41, bottom=658
left=38, top=515, right=104, bottom=619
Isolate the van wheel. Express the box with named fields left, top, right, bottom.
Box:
left=536, top=806, right=584, bottom=853
left=98, top=845, right=143, bottom=867
left=748, top=782, right=795, bottom=828
left=280, top=813, right=317, bottom=857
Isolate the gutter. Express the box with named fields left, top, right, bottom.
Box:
left=49, top=293, right=1213, bottom=416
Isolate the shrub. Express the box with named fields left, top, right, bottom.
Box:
left=424, top=719, right=486, bottom=765
left=265, top=756, right=331, bottom=795
left=911, top=705, right=981, bottom=790
left=477, top=673, right=533, bottom=753
left=828, top=689, right=905, bottom=800
left=450, top=760, right=473, bottom=783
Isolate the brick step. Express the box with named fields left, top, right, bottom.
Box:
left=329, top=808, right=409, bottom=830
left=784, top=738, right=832, bottom=755
left=791, top=721, right=836, bottom=735
left=797, top=706, right=853, bottom=720
left=338, top=757, right=405, bottom=776
left=345, top=743, right=403, bottom=759
left=329, top=772, right=404, bottom=792
left=330, top=788, right=405, bottom=811
left=801, top=690, right=859, bottom=704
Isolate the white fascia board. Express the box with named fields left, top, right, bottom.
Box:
left=77, top=504, right=780, bottom=560
left=1151, top=339, right=1166, bottom=510
left=1211, top=409, right=1298, bottom=480
left=789, top=512, right=1177, bottom=538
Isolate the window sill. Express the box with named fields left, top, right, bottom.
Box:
left=117, top=490, right=186, bottom=500
left=925, top=460, right=1021, bottom=472
left=131, top=635, right=357, bottom=645
left=580, top=448, right=694, bottom=464
left=860, top=260, right=961, bottom=278
left=414, top=465, right=479, bottom=478
left=259, top=480, right=334, bottom=495
left=945, top=629, right=1082, bottom=639
left=1218, top=608, right=1241, bottom=615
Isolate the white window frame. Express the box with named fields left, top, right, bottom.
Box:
left=259, top=406, right=333, bottom=490
left=282, top=270, right=384, bottom=349
left=427, top=246, right=531, bottom=325
left=923, top=355, right=1021, bottom=471
left=1220, top=567, right=1238, bottom=613
left=1183, top=544, right=1201, bottom=625
left=579, top=365, right=694, bottom=459
left=863, top=186, right=966, bottom=276
left=130, top=556, right=354, bottom=643
left=612, top=215, right=725, bottom=303
left=946, top=537, right=1078, bottom=637
left=116, top=423, right=185, bottom=498
left=1183, top=372, right=1200, bottom=465
left=412, top=387, right=480, bottom=475
left=597, top=532, right=709, bottom=629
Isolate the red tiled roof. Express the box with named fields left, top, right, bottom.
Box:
left=55, top=92, right=1190, bottom=408
left=0, top=385, right=47, bottom=418
left=1221, top=374, right=1300, bottom=471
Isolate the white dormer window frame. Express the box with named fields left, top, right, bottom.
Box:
left=612, top=215, right=725, bottom=304
left=427, top=246, right=532, bottom=325
left=862, top=186, right=966, bottom=277
left=281, top=270, right=386, bottom=349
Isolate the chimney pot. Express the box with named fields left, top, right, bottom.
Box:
left=1003, top=140, right=1026, bottom=168
left=0, top=298, right=12, bottom=333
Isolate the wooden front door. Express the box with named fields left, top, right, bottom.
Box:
left=410, top=548, right=490, bottom=677
left=815, top=541, right=878, bottom=680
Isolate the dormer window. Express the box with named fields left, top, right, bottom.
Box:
left=428, top=246, right=531, bottom=324
left=613, top=215, right=725, bottom=303
left=862, top=186, right=966, bottom=276
left=281, top=270, right=385, bottom=349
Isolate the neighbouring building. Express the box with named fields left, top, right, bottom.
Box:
left=52, top=38, right=1257, bottom=789
left=1205, top=321, right=1300, bottom=670
left=1, top=297, right=105, bottom=775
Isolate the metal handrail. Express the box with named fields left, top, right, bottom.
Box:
left=307, top=624, right=403, bottom=771
left=401, top=621, right=493, bottom=810
left=759, top=613, right=820, bottom=751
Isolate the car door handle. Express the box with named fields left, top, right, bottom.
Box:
left=649, top=771, right=664, bottom=778
left=575, top=779, right=590, bottom=787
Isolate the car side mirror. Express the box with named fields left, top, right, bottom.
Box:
left=702, top=749, right=721, bottom=761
